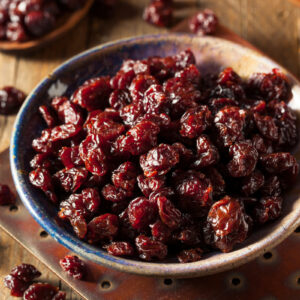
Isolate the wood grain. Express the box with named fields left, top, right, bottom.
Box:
left=0, top=0, right=299, bottom=299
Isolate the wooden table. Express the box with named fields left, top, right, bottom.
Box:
left=1, top=0, right=300, bottom=299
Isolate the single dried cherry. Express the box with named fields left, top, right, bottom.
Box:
left=106, top=241, right=134, bottom=257
left=189, top=9, right=218, bottom=35
left=140, top=143, right=179, bottom=177
left=0, top=86, right=26, bottom=114
left=204, top=196, right=250, bottom=252
left=59, top=255, right=86, bottom=280
left=23, top=283, right=66, bottom=300
left=0, top=184, right=15, bottom=205
left=135, top=235, right=167, bottom=261
left=143, top=1, right=173, bottom=27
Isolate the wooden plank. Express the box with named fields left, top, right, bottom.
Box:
left=244, top=0, right=299, bottom=76
left=0, top=53, right=18, bottom=152
left=198, top=0, right=243, bottom=36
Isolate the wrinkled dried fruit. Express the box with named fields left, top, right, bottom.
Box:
left=59, top=255, right=86, bottom=280
left=204, top=196, right=250, bottom=252
left=28, top=49, right=298, bottom=262
left=23, top=283, right=65, bottom=300
left=140, top=144, right=179, bottom=177
left=128, top=197, right=156, bottom=230
left=135, top=235, right=167, bottom=261
left=106, top=241, right=134, bottom=257
left=0, top=184, right=15, bottom=205
left=0, top=86, right=26, bottom=115
left=189, top=9, right=218, bottom=35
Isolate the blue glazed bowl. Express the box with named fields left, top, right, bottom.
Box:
left=10, top=34, right=300, bottom=277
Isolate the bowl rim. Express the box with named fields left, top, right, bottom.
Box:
left=10, top=33, right=300, bottom=277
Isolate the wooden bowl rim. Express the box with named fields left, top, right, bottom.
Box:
left=0, top=0, right=94, bottom=52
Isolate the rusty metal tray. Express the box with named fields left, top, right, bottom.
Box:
left=1, top=21, right=300, bottom=300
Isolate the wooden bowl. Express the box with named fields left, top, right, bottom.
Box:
left=10, top=34, right=300, bottom=278
left=0, top=0, right=94, bottom=52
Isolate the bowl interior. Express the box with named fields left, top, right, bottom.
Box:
left=10, top=34, right=300, bottom=277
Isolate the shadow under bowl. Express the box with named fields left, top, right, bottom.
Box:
left=10, top=33, right=300, bottom=278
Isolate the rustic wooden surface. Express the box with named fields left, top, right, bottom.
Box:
left=0, top=0, right=300, bottom=299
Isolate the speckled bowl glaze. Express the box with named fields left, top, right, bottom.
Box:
left=10, top=34, right=300, bottom=278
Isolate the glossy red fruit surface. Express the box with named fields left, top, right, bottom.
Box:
left=23, top=283, right=65, bottom=300
left=189, top=9, right=218, bottom=35
left=28, top=49, right=298, bottom=262
left=0, top=86, right=26, bottom=115
left=204, top=196, right=250, bottom=252
left=143, top=1, right=173, bottom=27
left=59, top=255, right=86, bottom=280
left=0, top=184, right=15, bottom=205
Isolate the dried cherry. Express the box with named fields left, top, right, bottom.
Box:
left=59, top=255, right=86, bottom=280
left=27, top=49, right=298, bottom=263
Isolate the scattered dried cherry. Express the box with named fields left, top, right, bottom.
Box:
left=0, top=0, right=83, bottom=43
left=143, top=1, right=173, bottom=27
left=4, top=274, right=30, bottom=297
left=189, top=9, right=218, bottom=35
left=23, top=283, right=65, bottom=300
left=140, top=143, right=179, bottom=177
left=253, top=113, right=278, bottom=141
left=59, top=146, right=84, bottom=169
left=127, top=197, right=156, bottom=230
left=135, top=235, right=167, bottom=261
left=253, top=196, right=283, bottom=224
left=0, top=86, right=26, bottom=115
left=109, top=89, right=131, bottom=110
left=227, top=141, right=258, bottom=177
left=59, top=255, right=86, bottom=280
left=114, top=120, right=160, bottom=156
left=0, top=184, right=15, bottom=205
left=4, top=264, right=41, bottom=297
left=268, top=100, right=297, bottom=147
left=204, top=196, right=250, bottom=252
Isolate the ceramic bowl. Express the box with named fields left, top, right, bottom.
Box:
left=10, top=34, right=300, bottom=278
